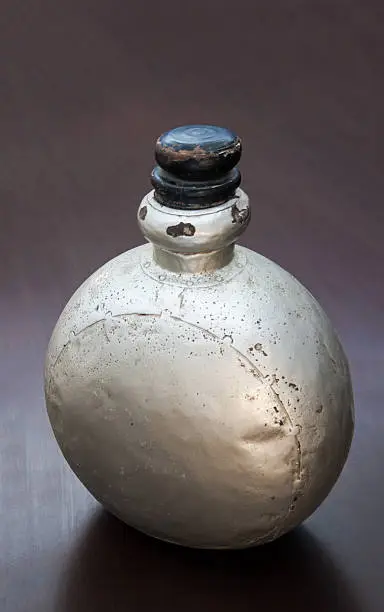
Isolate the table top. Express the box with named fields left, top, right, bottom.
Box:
left=1, top=1, right=383, bottom=611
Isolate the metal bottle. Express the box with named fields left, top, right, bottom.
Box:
left=45, top=125, right=354, bottom=549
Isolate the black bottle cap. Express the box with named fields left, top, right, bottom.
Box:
left=151, top=125, right=242, bottom=209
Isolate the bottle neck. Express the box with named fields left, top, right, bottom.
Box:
left=137, top=189, right=250, bottom=274
left=152, top=244, right=235, bottom=273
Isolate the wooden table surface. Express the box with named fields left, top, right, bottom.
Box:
left=1, top=1, right=383, bottom=611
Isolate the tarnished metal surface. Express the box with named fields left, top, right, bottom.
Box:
left=45, top=188, right=353, bottom=549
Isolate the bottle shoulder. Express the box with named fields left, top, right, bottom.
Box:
left=49, top=243, right=322, bottom=331
left=46, top=242, right=344, bottom=371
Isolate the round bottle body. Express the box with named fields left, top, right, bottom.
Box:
left=45, top=238, right=353, bottom=549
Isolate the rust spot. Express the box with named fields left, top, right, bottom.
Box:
left=254, top=344, right=268, bottom=357
left=274, top=417, right=284, bottom=426
left=289, top=383, right=299, bottom=391
left=138, top=206, right=147, bottom=220
left=231, top=204, right=250, bottom=224
left=166, top=222, right=196, bottom=237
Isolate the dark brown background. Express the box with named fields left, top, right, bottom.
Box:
left=1, top=1, right=383, bottom=611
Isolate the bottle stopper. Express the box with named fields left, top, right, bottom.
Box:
left=151, top=125, right=242, bottom=209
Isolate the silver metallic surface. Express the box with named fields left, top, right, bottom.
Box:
left=45, top=188, right=354, bottom=549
